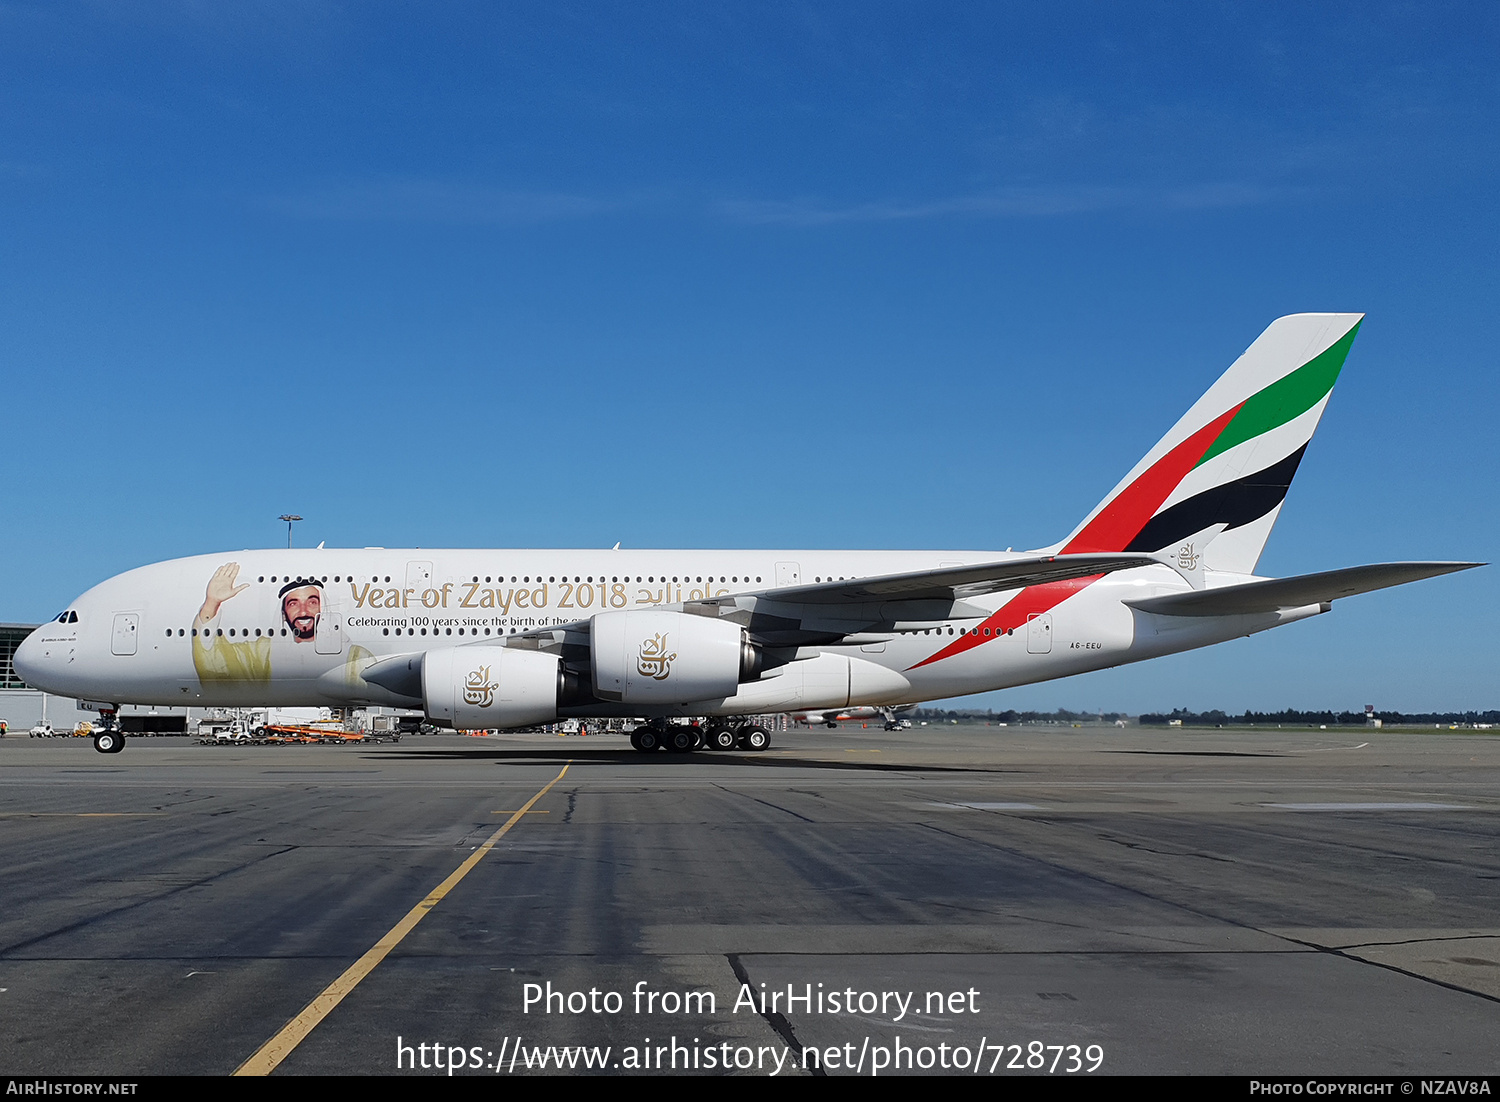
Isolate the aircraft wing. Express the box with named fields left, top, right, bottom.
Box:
left=697, top=553, right=1164, bottom=608
left=459, top=555, right=1166, bottom=653
left=1124, top=561, right=1483, bottom=617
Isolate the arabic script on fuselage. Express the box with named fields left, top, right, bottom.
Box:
left=637, top=633, right=676, bottom=681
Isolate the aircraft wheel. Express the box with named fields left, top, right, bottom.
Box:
left=707, top=726, right=737, bottom=751
left=630, top=728, right=660, bottom=753
left=665, top=727, right=696, bottom=753
left=93, top=730, right=123, bottom=754
left=739, top=725, right=770, bottom=752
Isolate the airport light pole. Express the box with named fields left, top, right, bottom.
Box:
left=279, top=514, right=303, bottom=548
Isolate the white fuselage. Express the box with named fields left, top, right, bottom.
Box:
left=15, top=547, right=1316, bottom=719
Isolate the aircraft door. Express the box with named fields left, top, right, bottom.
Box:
left=111, top=613, right=139, bottom=656
left=406, top=561, right=433, bottom=594
left=1026, top=613, right=1052, bottom=654
left=314, top=592, right=344, bottom=655
left=776, top=562, right=801, bottom=587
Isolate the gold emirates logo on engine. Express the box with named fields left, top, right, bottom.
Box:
left=463, top=665, right=499, bottom=707
left=637, top=632, right=676, bottom=681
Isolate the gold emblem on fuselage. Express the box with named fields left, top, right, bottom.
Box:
left=637, top=632, right=676, bottom=681
left=1177, top=543, right=1200, bottom=570
left=463, top=665, right=499, bottom=707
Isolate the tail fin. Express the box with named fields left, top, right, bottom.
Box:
left=1057, top=313, right=1363, bottom=574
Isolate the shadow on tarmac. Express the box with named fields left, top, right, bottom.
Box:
left=1104, top=749, right=1281, bottom=758
left=366, top=747, right=1025, bottom=773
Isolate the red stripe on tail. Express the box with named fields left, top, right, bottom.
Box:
left=908, top=402, right=1242, bottom=671
left=1063, top=402, right=1242, bottom=554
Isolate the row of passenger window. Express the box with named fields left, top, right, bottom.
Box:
left=164, top=628, right=288, bottom=637
left=163, top=624, right=1013, bottom=639
left=902, top=626, right=1016, bottom=637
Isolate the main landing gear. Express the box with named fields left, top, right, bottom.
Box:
left=629, top=719, right=770, bottom=754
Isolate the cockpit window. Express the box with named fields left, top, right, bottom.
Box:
left=55, top=611, right=78, bottom=624
left=69, top=611, right=78, bottom=623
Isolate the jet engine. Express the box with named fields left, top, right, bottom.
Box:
left=590, top=610, right=761, bottom=704
left=421, top=645, right=560, bottom=729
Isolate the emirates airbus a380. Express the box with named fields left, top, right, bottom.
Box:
left=15, top=314, right=1480, bottom=755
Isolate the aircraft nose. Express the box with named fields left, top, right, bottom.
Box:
left=12, top=628, right=44, bottom=686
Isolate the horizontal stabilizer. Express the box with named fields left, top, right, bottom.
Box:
left=1125, top=562, right=1483, bottom=617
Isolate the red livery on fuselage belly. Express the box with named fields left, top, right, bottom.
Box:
left=15, top=314, right=1481, bottom=754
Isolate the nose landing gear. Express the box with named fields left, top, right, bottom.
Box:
left=92, top=710, right=125, bottom=754
left=93, top=729, right=123, bottom=754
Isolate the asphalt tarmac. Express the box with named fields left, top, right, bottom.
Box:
left=2, top=723, right=1498, bottom=1077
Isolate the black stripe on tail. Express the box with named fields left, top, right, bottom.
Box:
left=1124, top=445, right=1307, bottom=554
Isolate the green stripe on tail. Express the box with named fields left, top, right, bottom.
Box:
left=1195, top=319, right=1361, bottom=468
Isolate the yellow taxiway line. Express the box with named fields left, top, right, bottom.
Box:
left=234, top=762, right=571, bottom=1076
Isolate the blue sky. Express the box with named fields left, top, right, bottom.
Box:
left=3, top=2, right=1495, bottom=712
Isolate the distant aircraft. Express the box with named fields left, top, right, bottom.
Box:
left=15, top=314, right=1481, bottom=755
left=792, top=705, right=915, bottom=730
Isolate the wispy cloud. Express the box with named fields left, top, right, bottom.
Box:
left=257, top=178, right=618, bottom=224
left=256, top=178, right=1303, bottom=228
left=720, top=182, right=1303, bottom=226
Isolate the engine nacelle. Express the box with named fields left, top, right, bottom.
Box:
left=422, top=646, right=560, bottom=729
left=591, top=610, right=759, bottom=704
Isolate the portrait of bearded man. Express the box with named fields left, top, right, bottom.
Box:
left=190, top=565, right=365, bottom=686
left=278, top=578, right=323, bottom=642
